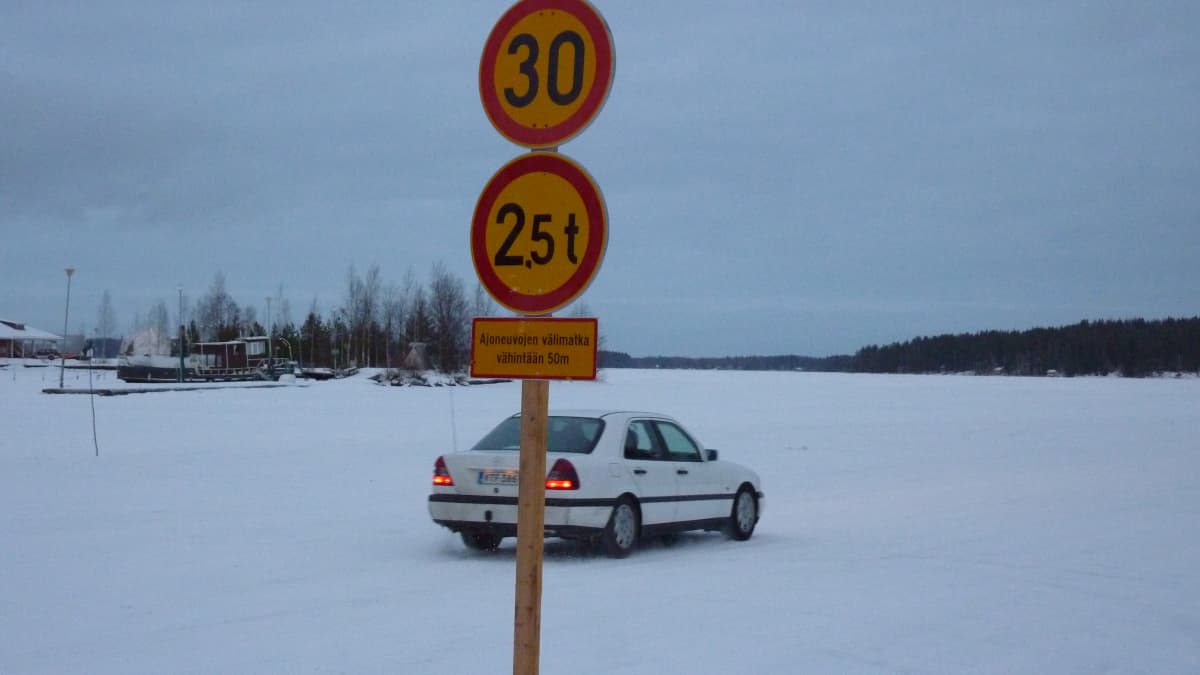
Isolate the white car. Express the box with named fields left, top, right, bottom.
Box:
left=428, top=410, right=764, bottom=557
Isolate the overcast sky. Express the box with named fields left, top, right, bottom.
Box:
left=3, top=1, right=1197, bottom=357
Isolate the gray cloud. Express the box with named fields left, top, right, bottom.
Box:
left=3, top=1, right=1197, bottom=356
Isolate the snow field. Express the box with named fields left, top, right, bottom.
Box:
left=2, top=367, right=1198, bottom=673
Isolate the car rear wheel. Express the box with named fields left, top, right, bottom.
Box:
left=725, top=487, right=758, bottom=541
left=600, top=497, right=639, bottom=558
left=461, top=531, right=502, bottom=551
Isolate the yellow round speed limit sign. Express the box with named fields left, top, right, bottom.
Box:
left=480, top=0, right=615, bottom=149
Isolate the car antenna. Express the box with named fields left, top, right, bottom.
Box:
left=87, top=350, right=101, bottom=457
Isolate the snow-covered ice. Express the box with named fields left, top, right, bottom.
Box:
left=2, top=366, right=1198, bottom=673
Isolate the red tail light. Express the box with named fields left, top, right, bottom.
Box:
left=545, top=458, right=580, bottom=490
left=432, top=456, right=454, bottom=486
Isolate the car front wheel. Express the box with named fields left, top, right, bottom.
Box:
left=600, top=497, right=639, bottom=558
left=725, top=487, right=758, bottom=541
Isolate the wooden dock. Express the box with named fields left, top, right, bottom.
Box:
left=42, top=383, right=297, bottom=396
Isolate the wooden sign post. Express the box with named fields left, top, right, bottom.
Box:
left=475, top=2, right=614, bottom=673
left=513, top=378, right=549, bottom=673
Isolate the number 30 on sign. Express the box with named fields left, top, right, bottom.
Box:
left=471, top=152, right=607, bottom=315
left=480, top=0, right=615, bottom=149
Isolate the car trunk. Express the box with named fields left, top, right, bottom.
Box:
left=440, top=450, right=524, bottom=497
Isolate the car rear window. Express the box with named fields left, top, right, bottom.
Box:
left=471, top=416, right=605, bottom=454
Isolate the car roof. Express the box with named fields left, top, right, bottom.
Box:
left=543, top=409, right=677, bottom=422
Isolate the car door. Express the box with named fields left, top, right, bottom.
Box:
left=654, top=420, right=725, bottom=523
left=621, top=419, right=676, bottom=526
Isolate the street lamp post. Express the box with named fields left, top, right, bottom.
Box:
left=177, top=285, right=184, bottom=383
left=265, top=296, right=273, bottom=379
left=59, top=266, right=75, bottom=388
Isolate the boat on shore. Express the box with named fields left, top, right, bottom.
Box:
left=297, top=366, right=359, bottom=380
left=117, top=329, right=294, bottom=383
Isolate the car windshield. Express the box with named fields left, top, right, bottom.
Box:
left=471, top=416, right=605, bottom=454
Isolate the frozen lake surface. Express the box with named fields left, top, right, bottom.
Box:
left=3, top=366, right=1198, bottom=673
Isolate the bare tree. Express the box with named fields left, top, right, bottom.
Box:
left=340, top=264, right=384, bottom=366
left=568, top=300, right=606, bottom=352
left=91, top=290, right=118, bottom=358
left=147, top=300, right=170, bottom=338
left=242, top=305, right=259, bottom=335
left=342, top=265, right=362, bottom=365
left=361, top=264, right=382, bottom=365
left=196, top=272, right=240, bottom=340
left=405, top=285, right=431, bottom=345
left=96, top=290, right=117, bottom=338
left=471, top=283, right=498, bottom=318
left=428, top=262, right=470, bottom=372
left=381, top=270, right=416, bottom=370
left=273, top=284, right=292, bottom=331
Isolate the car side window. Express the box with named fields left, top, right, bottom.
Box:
left=655, top=422, right=702, bottom=462
left=624, top=420, right=664, bottom=460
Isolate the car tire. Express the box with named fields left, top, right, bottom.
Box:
left=600, top=497, right=639, bottom=558
left=461, top=531, right=502, bottom=552
left=725, top=486, right=758, bottom=541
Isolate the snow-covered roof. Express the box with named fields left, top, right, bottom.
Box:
left=0, top=319, right=62, bottom=341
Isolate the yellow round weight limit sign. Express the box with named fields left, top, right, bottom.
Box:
left=471, top=153, right=607, bottom=314
left=480, top=0, right=614, bottom=148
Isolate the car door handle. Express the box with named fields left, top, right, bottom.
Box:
left=633, top=468, right=647, bottom=475
left=676, top=469, right=689, bottom=475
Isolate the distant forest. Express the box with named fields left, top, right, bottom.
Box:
left=852, top=317, right=1200, bottom=377
left=598, top=352, right=853, bottom=372
left=108, top=269, right=1198, bottom=378
left=104, top=264, right=499, bottom=373
left=602, top=317, right=1200, bottom=378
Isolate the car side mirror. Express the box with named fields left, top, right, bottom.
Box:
left=706, top=449, right=719, bottom=461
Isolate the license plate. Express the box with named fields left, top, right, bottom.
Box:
left=478, top=469, right=519, bottom=486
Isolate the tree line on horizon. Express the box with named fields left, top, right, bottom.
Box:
left=202, top=264, right=493, bottom=372
left=850, top=317, right=1200, bottom=377
left=102, top=273, right=1198, bottom=378
left=100, top=264, right=495, bottom=372
left=104, top=263, right=600, bottom=373
left=597, top=352, right=853, bottom=371
left=601, top=317, right=1200, bottom=378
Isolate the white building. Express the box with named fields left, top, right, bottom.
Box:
left=0, top=319, right=62, bottom=360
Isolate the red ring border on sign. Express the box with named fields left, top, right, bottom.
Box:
left=471, top=152, right=608, bottom=315
left=479, top=0, right=615, bottom=149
